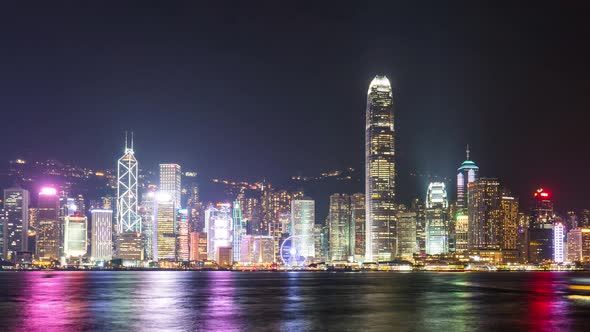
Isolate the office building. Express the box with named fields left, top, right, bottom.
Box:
left=155, top=192, right=176, bottom=261
left=176, top=209, right=189, bottom=261
left=159, top=164, right=182, bottom=209
left=206, top=203, right=232, bottom=261
left=116, top=134, right=142, bottom=234
left=468, top=178, right=501, bottom=250
left=64, top=214, right=87, bottom=258
left=365, top=75, right=396, bottom=262
left=36, top=187, right=61, bottom=260
left=553, top=222, right=565, bottom=263
left=328, top=194, right=352, bottom=261
left=351, top=193, right=365, bottom=261
left=425, top=183, right=448, bottom=255
left=232, top=200, right=245, bottom=262
left=91, top=209, right=113, bottom=262
left=291, top=198, right=315, bottom=260
left=240, top=235, right=275, bottom=265
left=3, top=188, right=30, bottom=260
left=397, top=211, right=417, bottom=259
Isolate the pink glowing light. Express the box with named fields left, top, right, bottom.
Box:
left=39, top=187, right=57, bottom=196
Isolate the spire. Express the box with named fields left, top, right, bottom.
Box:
left=125, top=131, right=128, bottom=150
left=466, top=144, right=470, bottom=160
left=131, top=131, right=134, bottom=151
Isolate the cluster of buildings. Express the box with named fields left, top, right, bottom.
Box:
left=1, top=76, right=589, bottom=270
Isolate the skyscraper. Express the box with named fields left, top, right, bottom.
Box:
left=425, top=182, right=448, bottom=255
left=232, top=200, right=244, bottom=263
left=90, top=209, right=113, bottom=262
left=328, top=194, right=352, bottom=261
left=154, top=192, right=176, bottom=261
left=159, top=164, right=182, bottom=209
left=36, top=187, right=61, bottom=260
left=397, top=211, right=417, bottom=259
left=205, top=203, right=233, bottom=261
left=291, top=198, right=315, bottom=260
left=468, top=178, right=501, bottom=250
left=365, top=75, right=396, bottom=262
left=553, top=222, right=565, bottom=263
left=351, top=193, right=365, bottom=261
left=176, top=209, right=189, bottom=262
left=456, top=146, right=479, bottom=214
left=3, top=187, right=30, bottom=260
left=116, top=134, right=142, bottom=234
left=64, top=213, right=87, bottom=258
left=529, top=188, right=554, bottom=263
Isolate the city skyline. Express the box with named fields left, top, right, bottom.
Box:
left=0, top=3, right=588, bottom=209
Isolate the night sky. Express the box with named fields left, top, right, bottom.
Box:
left=0, top=2, right=589, bottom=209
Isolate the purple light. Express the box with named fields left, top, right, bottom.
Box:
left=39, top=187, right=57, bottom=196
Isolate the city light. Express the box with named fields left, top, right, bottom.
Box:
left=39, top=187, right=57, bottom=196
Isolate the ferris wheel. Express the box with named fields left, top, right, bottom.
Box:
left=280, top=235, right=311, bottom=267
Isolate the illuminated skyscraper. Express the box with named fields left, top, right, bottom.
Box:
left=468, top=178, right=501, bottom=250
left=499, top=192, right=519, bottom=251
left=397, top=211, right=417, bottom=259
left=36, top=187, right=61, bottom=260
left=159, top=164, right=182, bottom=209
left=176, top=209, right=189, bottom=261
left=64, top=214, right=87, bottom=258
left=90, top=209, right=113, bottom=262
left=529, top=188, right=554, bottom=263
left=116, top=134, right=141, bottom=233
left=240, top=235, right=275, bottom=265
left=351, top=193, right=365, bottom=261
left=328, top=194, right=353, bottom=261
left=232, top=200, right=244, bottom=262
left=365, top=75, right=396, bottom=262
left=154, top=192, right=176, bottom=261
left=425, top=183, right=448, bottom=255
left=140, top=190, right=156, bottom=260
left=291, top=198, right=315, bottom=260
left=456, top=146, right=479, bottom=214
left=3, top=187, right=30, bottom=260
left=553, top=222, right=565, bottom=263
left=205, top=203, right=233, bottom=261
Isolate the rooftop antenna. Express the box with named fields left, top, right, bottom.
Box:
left=125, top=131, right=128, bottom=150
left=466, top=144, right=470, bottom=160
left=131, top=131, right=134, bottom=151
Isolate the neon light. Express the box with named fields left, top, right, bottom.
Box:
left=540, top=192, right=549, bottom=197
left=39, top=187, right=57, bottom=196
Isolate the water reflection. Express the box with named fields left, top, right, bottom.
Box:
left=0, top=271, right=588, bottom=331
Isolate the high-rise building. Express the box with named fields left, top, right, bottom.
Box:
left=365, top=75, right=396, bottom=262
left=499, top=192, right=519, bottom=251
left=468, top=178, right=501, bottom=250
left=90, top=209, right=113, bottom=262
left=351, top=193, right=365, bottom=261
left=189, top=232, right=207, bottom=261
left=553, top=222, right=565, bottom=263
left=3, top=187, right=30, bottom=260
left=455, top=214, right=469, bottom=252
left=425, top=183, right=448, bottom=255
left=457, top=146, right=479, bottom=214
left=176, top=209, right=189, bottom=262
left=397, top=211, right=417, bottom=259
left=411, top=198, right=426, bottom=255
left=140, top=190, right=156, bottom=261
left=154, top=192, right=176, bottom=261
left=232, top=200, right=244, bottom=263
left=291, top=198, right=315, bottom=260
left=0, top=209, right=5, bottom=260
left=529, top=188, right=554, bottom=263
left=205, top=203, right=233, bottom=261
left=36, top=187, right=61, bottom=260
left=116, top=134, right=142, bottom=234
left=159, top=164, right=182, bottom=209
left=240, top=235, right=275, bottom=265
left=328, top=194, right=353, bottom=261
left=566, top=228, right=590, bottom=262
left=64, top=214, right=87, bottom=258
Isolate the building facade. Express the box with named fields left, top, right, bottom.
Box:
left=365, top=75, right=396, bottom=262
left=91, top=209, right=113, bottom=261
left=291, top=198, right=315, bottom=260
left=425, top=183, right=448, bottom=255
left=3, top=188, right=30, bottom=261
left=159, top=164, right=182, bottom=209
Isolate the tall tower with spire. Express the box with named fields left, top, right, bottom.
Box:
left=457, top=145, right=479, bottom=214
left=117, top=132, right=142, bottom=233
left=365, top=75, right=396, bottom=262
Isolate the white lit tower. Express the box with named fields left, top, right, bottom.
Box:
left=456, top=145, right=479, bottom=214
left=365, top=75, right=396, bottom=262
left=117, top=132, right=142, bottom=234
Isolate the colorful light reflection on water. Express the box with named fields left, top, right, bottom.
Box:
left=0, top=271, right=588, bottom=331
